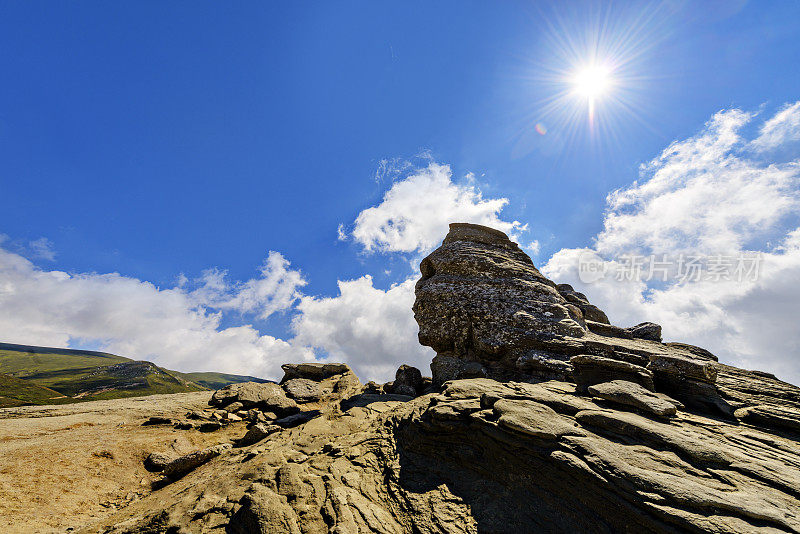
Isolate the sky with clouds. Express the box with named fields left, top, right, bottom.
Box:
left=1, top=2, right=799, bottom=384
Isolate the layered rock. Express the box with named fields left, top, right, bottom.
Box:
left=78, top=223, right=800, bottom=534
left=413, top=223, right=738, bottom=418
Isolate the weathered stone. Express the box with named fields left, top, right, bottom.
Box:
left=414, top=223, right=586, bottom=382
left=224, top=401, right=244, bottom=413
left=162, top=444, right=231, bottom=479
left=228, top=484, right=302, bottom=534
left=587, top=380, right=677, bottom=417
left=143, top=452, right=175, bottom=472
left=282, top=378, right=322, bottom=403
left=238, top=423, right=280, bottom=446
left=647, top=353, right=718, bottom=383
left=735, top=404, right=800, bottom=433
left=515, top=351, right=572, bottom=380
left=198, top=421, right=221, bottom=432
left=570, top=354, right=655, bottom=392
left=280, top=362, right=351, bottom=382
left=210, top=382, right=299, bottom=416
left=625, top=322, right=662, bottom=342
left=430, top=354, right=487, bottom=386
left=142, top=416, right=172, bottom=426
left=393, top=364, right=423, bottom=396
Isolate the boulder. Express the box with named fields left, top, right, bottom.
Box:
left=143, top=452, right=175, bottom=472
left=280, top=362, right=351, bottom=382
left=414, top=223, right=586, bottom=383
left=282, top=378, right=322, bottom=403
left=626, top=322, right=662, bottom=342
left=210, top=382, right=299, bottom=417
left=587, top=380, right=677, bottom=417
left=515, top=351, right=573, bottom=380
left=392, top=364, right=423, bottom=396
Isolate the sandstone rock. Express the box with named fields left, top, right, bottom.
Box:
left=142, top=416, right=172, bottom=426
left=587, top=380, right=677, bottom=417
left=224, top=401, right=244, bottom=413
left=515, top=351, right=573, bottom=380
left=228, top=484, right=301, bottom=534
left=556, top=283, right=610, bottom=324
left=238, top=423, right=280, bottom=446
left=162, top=444, right=231, bottom=479
left=198, top=421, right=221, bottom=433
left=570, top=354, right=655, bottom=392
left=735, top=404, right=800, bottom=434
left=210, top=382, right=299, bottom=417
left=282, top=378, right=322, bottom=403
left=430, top=354, right=487, bottom=386
left=274, top=410, right=319, bottom=428
left=625, top=322, right=662, bottom=341
left=280, top=362, right=350, bottom=382
left=647, top=353, right=718, bottom=383
left=143, top=452, right=175, bottom=472
left=414, top=223, right=585, bottom=383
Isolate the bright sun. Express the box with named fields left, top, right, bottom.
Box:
left=571, top=65, right=612, bottom=99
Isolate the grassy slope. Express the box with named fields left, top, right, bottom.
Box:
left=0, top=343, right=267, bottom=406
left=0, top=374, right=72, bottom=408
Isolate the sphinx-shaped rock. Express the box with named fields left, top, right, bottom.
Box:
left=413, top=223, right=588, bottom=384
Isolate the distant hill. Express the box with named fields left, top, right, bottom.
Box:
left=0, top=342, right=267, bottom=407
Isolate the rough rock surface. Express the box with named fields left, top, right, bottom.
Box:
left=587, top=380, right=677, bottom=417
left=209, top=382, right=299, bottom=416
left=70, top=223, right=800, bottom=534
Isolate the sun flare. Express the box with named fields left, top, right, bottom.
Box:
left=571, top=65, right=612, bottom=99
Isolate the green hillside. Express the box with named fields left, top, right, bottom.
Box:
left=0, top=342, right=267, bottom=406
left=0, top=373, right=71, bottom=408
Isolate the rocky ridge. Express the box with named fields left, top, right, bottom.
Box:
left=79, top=223, right=800, bottom=534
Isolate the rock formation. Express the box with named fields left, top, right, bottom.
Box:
left=76, top=223, right=800, bottom=534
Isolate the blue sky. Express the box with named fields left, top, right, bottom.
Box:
left=2, top=1, right=800, bottom=382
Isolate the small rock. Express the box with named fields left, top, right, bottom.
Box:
left=274, top=410, right=319, bottom=428
left=198, top=421, right=222, bottom=433
left=226, top=413, right=243, bottom=422
left=173, top=421, right=194, bottom=430
left=142, top=416, right=172, bottom=426
left=238, top=423, right=281, bottom=446
left=225, top=401, right=245, bottom=413
left=144, top=452, right=175, bottom=472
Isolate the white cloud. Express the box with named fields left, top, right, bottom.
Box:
left=0, top=246, right=314, bottom=380
left=189, top=251, right=306, bottom=320
left=752, top=101, right=800, bottom=151
left=542, top=103, right=800, bottom=385
left=291, top=275, right=434, bottom=381
left=351, top=162, right=526, bottom=254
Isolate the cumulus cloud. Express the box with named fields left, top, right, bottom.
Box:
left=542, top=102, right=800, bottom=384
left=189, top=251, right=306, bottom=320
left=0, top=246, right=314, bottom=379
left=291, top=275, right=433, bottom=381
left=351, top=162, right=525, bottom=254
